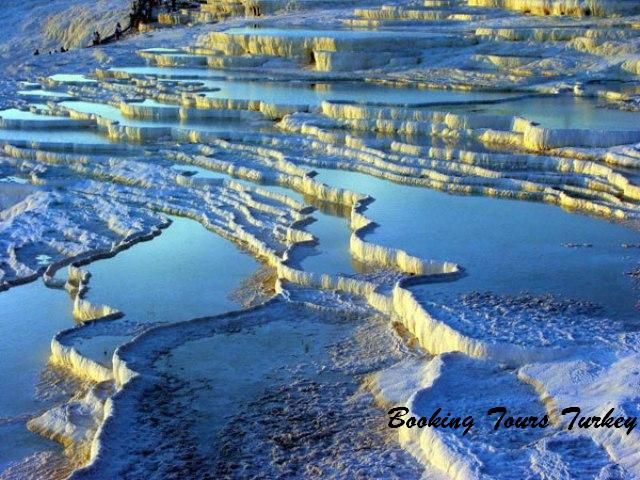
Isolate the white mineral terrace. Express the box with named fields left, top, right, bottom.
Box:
left=1, top=0, right=640, bottom=478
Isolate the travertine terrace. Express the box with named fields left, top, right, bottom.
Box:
left=2, top=0, right=640, bottom=478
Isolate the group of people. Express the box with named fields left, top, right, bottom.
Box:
left=33, top=46, right=68, bottom=56
left=36, top=0, right=183, bottom=55
left=91, top=21, right=123, bottom=47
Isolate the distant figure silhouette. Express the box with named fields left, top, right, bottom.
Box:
left=92, top=30, right=101, bottom=46
left=115, top=22, right=123, bottom=40
left=33, top=49, right=40, bottom=56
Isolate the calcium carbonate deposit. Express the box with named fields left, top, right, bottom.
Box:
left=1, top=0, right=640, bottom=478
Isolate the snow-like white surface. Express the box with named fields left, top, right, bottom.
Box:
left=0, top=0, right=640, bottom=477
left=0, top=0, right=129, bottom=63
